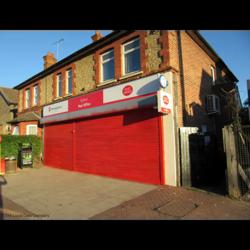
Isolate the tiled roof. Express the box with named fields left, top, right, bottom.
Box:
left=0, top=87, right=18, bottom=104
left=8, top=112, right=40, bottom=123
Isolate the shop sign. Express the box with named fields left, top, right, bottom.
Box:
left=69, top=91, right=103, bottom=112
left=122, top=85, right=133, bottom=96
left=43, top=100, right=68, bottom=117
left=157, top=90, right=172, bottom=114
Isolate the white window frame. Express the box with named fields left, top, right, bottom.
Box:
left=25, top=89, right=30, bottom=109
left=26, top=124, right=38, bottom=135
left=211, top=66, right=216, bottom=85
left=122, top=37, right=140, bottom=76
left=100, top=49, right=115, bottom=83
left=57, top=73, right=62, bottom=97
left=66, top=68, right=73, bottom=95
left=33, top=84, right=39, bottom=106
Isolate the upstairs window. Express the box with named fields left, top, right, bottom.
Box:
left=33, top=84, right=39, bottom=106
left=101, top=49, right=115, bottom=82
left=211, top=66, right=216, bottom=85
left=123, top=38, right=140, bottom=75
left=57, top=73, right=62, bottom=97
left=25, top=89, right=30, bottom=109
left=66, top=69, right=73, bottom=95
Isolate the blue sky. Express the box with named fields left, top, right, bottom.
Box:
left=0, top=30, right=249, bottom=102
left=200, top=30, right=250, bottom=103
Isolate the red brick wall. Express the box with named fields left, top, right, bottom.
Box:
left=19, top=121, right=42, bottom=137
left=169, top=31, right=217, bottom=131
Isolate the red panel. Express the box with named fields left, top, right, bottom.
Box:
left=44, top=108, right=162, bottom=185
left=44, top=122, right=73, bottom=170
left=74, top=108, right=162, bottom=184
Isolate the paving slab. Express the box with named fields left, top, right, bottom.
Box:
left=0, top=166, right=156, bottom=220
left=91, top=186, right=250, bottom=220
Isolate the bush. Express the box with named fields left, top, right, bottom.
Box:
left=0, top=135, right=41, bottom=160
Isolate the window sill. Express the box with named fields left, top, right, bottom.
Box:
left=119, top=71, right=143, bottom=80
left=64, top=94, right=73, bottom=97
left=54, top=97, right=63, bottom=101
left=98, top=79, right=117, bottom=86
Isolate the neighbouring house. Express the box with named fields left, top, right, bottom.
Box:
left=12, top=30, right=239, bottom=187
left=0, top=87, right=18, bottom=134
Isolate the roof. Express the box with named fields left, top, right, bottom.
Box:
left=13, top=30, right=238, bottom=90
left=0, top=87, right=18, bottom=104
left=8, top=111, right=41, bottom=123
left=189, top=31, right=238, bottom=83
left=14, top=30, right=131, bottom=90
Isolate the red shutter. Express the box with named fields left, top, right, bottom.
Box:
left=44, top=122, right=73, bottom=171
left=44, top=108, right=162, bottom=185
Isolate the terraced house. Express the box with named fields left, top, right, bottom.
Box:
left=11, top=30, right=239, bottom=188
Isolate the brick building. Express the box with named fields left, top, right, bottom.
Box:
left=13, top=30, right=239, bottom=187
left=0, top=87, right=18, bottom=134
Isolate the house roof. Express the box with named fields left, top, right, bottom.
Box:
left=13, top=30, right=238, bottom=90
left=14, top=30, right=131, bottom=90
left=8, top=111, right=41, bottom=124
left=0, top=87, right=18, bottom=104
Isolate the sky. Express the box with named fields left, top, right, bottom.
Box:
left=0, top=30, right=249, bottom=102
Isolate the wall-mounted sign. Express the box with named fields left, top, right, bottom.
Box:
left=157, top=90, right=172, bottom=114
left=69, top=91, right=103, bottom=112
left=43, top=100, right=68, bottom=117
left=122, top=85, right=133, bottom=96
left=43, top=73, right=165, bottom=118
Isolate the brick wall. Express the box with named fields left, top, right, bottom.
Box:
left=19, top=121, right=42, bottom=137
left=75, top=54, right=95, bottom=94
left=174, top=31, right=216, bottom=131
left=145, top=31, right=162, bottom=72
left=40, top=73, right=54, bottom=105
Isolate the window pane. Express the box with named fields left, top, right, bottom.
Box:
left=67, top=70, right=72, bottom=94
left=103, top=59, right=114, bottom=81
left=102, top=50, right=114, bottom=61
left=33, top=85, right=39, bottom=105
left=125, top=49, right=140, bottom=74
left=57, top=74, right=62, bottom=97
left=124, top=39, right=139, bottom=52
left=26, top=89, right=30, bottom=108
left=28, top=126, right=37, bottom=135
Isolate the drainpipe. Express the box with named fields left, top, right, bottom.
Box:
left=177, top=30, right=187, bottom=126
left=176, top=30, right=187, bottom=187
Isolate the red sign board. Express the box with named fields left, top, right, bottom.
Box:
left=69, top=91, right=103, bottom=112
left=122, top=85, right=133, bottom=96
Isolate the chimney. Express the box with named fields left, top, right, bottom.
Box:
left=91, top=30, right=103, bottom=42
left=43, top=52, right=57, bottom=69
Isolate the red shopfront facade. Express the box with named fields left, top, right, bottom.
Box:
left=41, top=74, right=169, bottom=185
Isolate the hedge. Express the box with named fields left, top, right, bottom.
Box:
left=0, top=135, right=41, bottom=160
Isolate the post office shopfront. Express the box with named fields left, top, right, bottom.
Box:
left=41, top=72, right=177, bottom=186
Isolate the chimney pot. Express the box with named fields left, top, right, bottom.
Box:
left=91, top=30, right=103, bottom=42
left=43, top=52, right=57, bottom=69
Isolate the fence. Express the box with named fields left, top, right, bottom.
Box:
left=223, top=125, right=250, bottom=199
left=180, top=127, right=220, bottom=187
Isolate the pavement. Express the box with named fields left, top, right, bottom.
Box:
left=1, top=166, right=250, bottom=220
left=0, top=166, right=156, bottom=220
